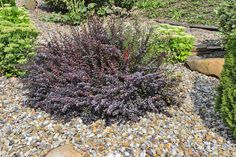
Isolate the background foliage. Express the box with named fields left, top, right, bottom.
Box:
left=217, top=0, right=236, bottom=34
left=136, top=0, right=224, bottom=26
left=42, top=0, right=135, bottom=25
left=0, top=0, right=15, bottom=6
left=0, top=6, right=38, bottom=77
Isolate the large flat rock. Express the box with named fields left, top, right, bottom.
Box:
left=187, top=57, right=224, bottom=78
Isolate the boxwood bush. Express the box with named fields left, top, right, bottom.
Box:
left=0, top=6, right=38, bottom=77
left=216, top=30, right=236, bottom=139
left=217, top=0, right=236, bottom=34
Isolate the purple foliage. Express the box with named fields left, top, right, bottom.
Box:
left=24, top=17, right=180, bottom=124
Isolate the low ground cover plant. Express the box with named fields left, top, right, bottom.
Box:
left=217, top=0, right=236, bottom=34
left=0, top=6, right=38, bottom=77
left=216, top=30, right=236, bottom=139
left=24, top=17, right=182, bottom=124
left=136, top=0, right=224, bottom=26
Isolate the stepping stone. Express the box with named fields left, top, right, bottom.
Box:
left=187, top=56, right=224, bottom=78
left=45, top=144, right=84, bottom=157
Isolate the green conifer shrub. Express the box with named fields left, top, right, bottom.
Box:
left=215, top=30, right=236, bottom=139
left=0, top=6, right=38, bottom=77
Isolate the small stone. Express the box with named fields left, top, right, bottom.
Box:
left=166, top=143, right=172, bottom=150
left=217, top=136, right=224, bottom=143
left=205, top=133, right=214, bottom=141
left=187, top=148, right=193, bottom=156
left=122, top=142, right=130, bottom=147
left=41, top=121, right=50, bottom=127
left=140, top=150, right=146, bottom=157
left=97, top=145, right=105, bottom=153
left=4, top=125, right=12, bottom=135
left=171, top=147, right=177, bottom=156
left=124, top=151, right=130, bottom=156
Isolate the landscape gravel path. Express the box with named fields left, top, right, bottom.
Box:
left=1, top=64, right=236, bottom=156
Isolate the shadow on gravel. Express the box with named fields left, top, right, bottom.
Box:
left=190, top=75, right=235, bottom=143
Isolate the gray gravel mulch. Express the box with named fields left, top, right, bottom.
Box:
left=1, top=64, right=236, bottom=156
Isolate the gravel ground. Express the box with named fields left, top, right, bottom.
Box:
left=1, top=8, right=233, bottom=156
left=1, top=64, right=236, bottom=156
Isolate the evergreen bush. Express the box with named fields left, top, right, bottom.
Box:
left=215, top=30, right=236, bottom=139
left=0, top=6, right=38, bottom=77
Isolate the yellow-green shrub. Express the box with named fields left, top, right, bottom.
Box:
left=146, top=24, right=195, bottom=63
left=0, top=6, right=38, bottom=77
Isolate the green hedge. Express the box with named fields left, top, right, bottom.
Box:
left=216, top=30, right=236, bottom=139
left=146, top=24, right=195, bottom=63
left=0, top=6, right=38, bottom=77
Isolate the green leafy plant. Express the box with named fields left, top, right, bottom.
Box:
left=42, top=0, right=89, bottom=25
left=217, top=0, right=236, bottom=34
left=42, top=0, right=136, bottom=25
left=43, top=0, right=67, bottom=9
left=0, top=6, right=38, bottom=77
left=215, top=29, right=236, bottom=139
left=145, top=24, right=195, bottom=63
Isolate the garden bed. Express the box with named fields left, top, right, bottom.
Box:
left=0, top=2, right=235, bottom=156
